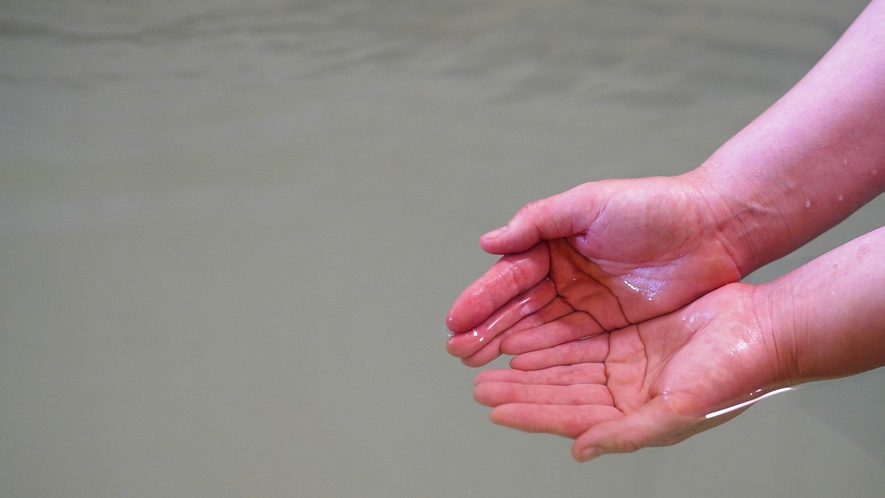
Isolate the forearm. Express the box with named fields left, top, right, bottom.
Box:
left=755, top=226, right=885, bottom=385
left=687, top=0, right=885, bottom=275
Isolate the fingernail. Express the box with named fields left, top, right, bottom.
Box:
left=579, top=446, right=603, bottom=462
left=484, top=226, right=507, bottom=239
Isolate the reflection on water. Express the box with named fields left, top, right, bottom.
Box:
left=1, top=0, right=883, bottom=496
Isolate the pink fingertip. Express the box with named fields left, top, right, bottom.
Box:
left=445, top=328, right=489, bottom=358
left=576, top=446, right=602, bottom=462
left=483, top=226, right=508, bottom=240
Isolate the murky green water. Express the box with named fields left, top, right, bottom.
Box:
left=2, top=0, right=883, bottom=496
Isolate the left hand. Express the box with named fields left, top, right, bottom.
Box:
left=445, top=177, right=745, bottom=367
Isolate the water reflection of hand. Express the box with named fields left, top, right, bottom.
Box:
left=446, top=176, right=743, bottom=366
left=472, top=283, right=784, bottom=462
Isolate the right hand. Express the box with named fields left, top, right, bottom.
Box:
left=446, top=175, right=745, bottom=366
left=471, top=282, right=787, bottom=461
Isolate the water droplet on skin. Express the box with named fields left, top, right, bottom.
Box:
left=805, top=199, right=812, bottom=208
left=446, top=280, right=559, bottom=358
left=838, top=194, right=844, bottom=202
left=623, top=272, right=664, bottom=301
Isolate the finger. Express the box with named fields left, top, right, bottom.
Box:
left=571, top=397, right=712, bottom=462
left=487, top=297, right=573, bottom=354
left=488, top=403, right=623, bottom=439
left=458, top=328, right=509, bottom=367
left=446, top=244, right=551, bottom=334
left=474, top=363, right=607, bottom=386
left=458, top=295, right=574, bottom=367
left=500, top=310, right=604, bottom=355
left=475, top=382, right=613, bottom=408
left=446, top=277, right=557, bottom=358
left=509, top=334, right=610, bottom=371
left=479, top=183, right=602, bottom=255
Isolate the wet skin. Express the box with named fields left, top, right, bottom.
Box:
left=446, top=0, right=885, bottom=369
left=470, top=224, right=885, bottom=461
left=471, top=282, right=783, bottom=462
left=446, top=0, right=885, bottom=463
left=446, top=176, right=744, bottom=367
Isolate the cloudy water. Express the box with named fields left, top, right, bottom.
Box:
left=2, top=0, right=884, bottom=496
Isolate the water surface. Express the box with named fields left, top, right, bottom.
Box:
left=2, top=1, right=884, bottom=496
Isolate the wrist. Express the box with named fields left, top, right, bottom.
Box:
left=753, top=228, right=885, bottom=383
left=749, top=279, right=804, bottom=388
left=681, top=164, right=787, bottom=277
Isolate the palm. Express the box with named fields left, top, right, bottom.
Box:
left=472, top=283, right=785, bottom=461
left=447, top=178, right=742, bottom=366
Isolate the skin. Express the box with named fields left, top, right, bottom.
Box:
left=447, top=0, right=885, bottom=460
left=445, top=177, right=746, bottom=367
left=473, top=283, right=775, bottom=461
left=447, top=0, right=885, bottom=367
left=475, top=227, right=885, bottom=461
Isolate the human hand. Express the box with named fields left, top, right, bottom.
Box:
left=472, top=283, right=787, bottom=461
left=446, top=176, right=744, bottom=366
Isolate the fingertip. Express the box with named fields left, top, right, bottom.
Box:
left=445, top=304, right=471, bottom=335
left=478, top=225, right=509, bottom=254
left=447, top=326, right=499, bottom=362
left=473, top=371, right=490, bottom=386
left=460, top=348, right=499, bottom=368
left=446, top=333, right=471, bottom=358
left=573, top=444, right=603, bottom=462
left=508, top=348, right=554, bottom=371
left=479, top=221, right=538, bottom=255
left=508, top=352, right=541, bottom=371
left=445, top=313, right=466, bottom=336
left=445, top=298, right=484, bottom=335
left=487, top=405, right=511, bottom=426
left=478, top=234, right=508, bottom=255
left=482, top=226, right=508, bottom=241
left=445, top=331, right=471, bottom=358
left=499, top=334, right=527, bottom=356
left=472, top=382, right=497, bottom=406
left=572, top=424, right=612, bottom=462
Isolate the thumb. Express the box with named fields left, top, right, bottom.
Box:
left=571, top=397, right=720, bottom=462
left=480, top=183, right=604, bottom=255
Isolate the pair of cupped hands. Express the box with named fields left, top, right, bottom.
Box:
left=445, top=176, right=783, bottom=462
